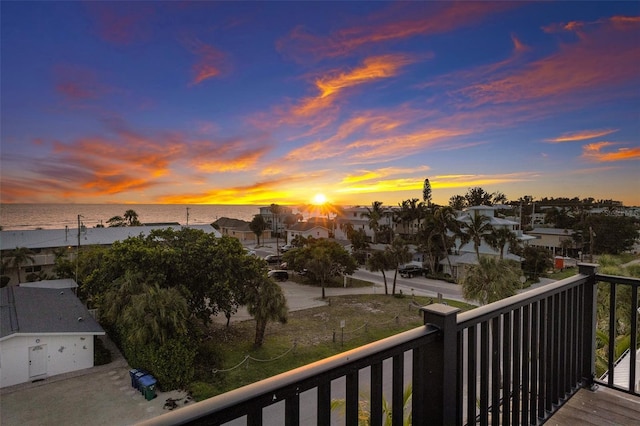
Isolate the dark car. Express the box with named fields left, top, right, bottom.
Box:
left=268, top=270, right=289, bottom=281
left=264, top=254, right=282, bottom=264
left=399, top=264, right=426, bottom=278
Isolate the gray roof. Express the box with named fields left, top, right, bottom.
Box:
left=0, top=286, right=104, bottom=340
left=528, top=228, right=574, bottom=236
left=212, top=217, right=252, bottom=232
left=19, top=279, right=78, bottom=289
left=0, top=224, right=221, bottom=251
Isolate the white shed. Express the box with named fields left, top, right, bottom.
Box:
left=0, top=286, right=105, bottom=388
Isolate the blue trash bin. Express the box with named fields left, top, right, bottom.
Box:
left=133, top=370, right=148, bottom=390
left=129, top=369, right=140, bottom=388
left=138, top=375, right=157, bottom=401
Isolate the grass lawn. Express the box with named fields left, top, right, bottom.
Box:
left=190, top=294, right=476, bottom=400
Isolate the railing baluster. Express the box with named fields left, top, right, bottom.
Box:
left=490, top=317, right=500, bottom=425
left=247, top=407, right=262, bottom=426
left=559, top=290, right=568, bottom=399
left=317, top=381, right=331, bottom=426
left=607, top=281, right=617, bottom=387
left=502, top=311, right=511, bottom=426
left=512, top=307, right=521, bottom=426
left=522, top=304, right=530, bottom=425
left=630, top=285, right=638, bottom=393
left=480, top=321, right=489, bottom=426
left=530, top=300, right=539, bottom=425
left=467, top=325, right=477, bottom=425
left=412, top=345, right=426, bottom=424
left=548, top=293, right=558, bottom=409
left=370, top=362, right=383, bottom=426
left=345, top=370, right=359, bottom=425
left=392, top=353, right=404, bottom=426
left=285, top=393, right=299, bottom=426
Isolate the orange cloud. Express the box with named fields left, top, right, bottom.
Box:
left=277, top=2, right=516, bottom=61
left=290, top=54, right=417, bottom=119
left=193, top=146, right=271, bottom=172
left=184, top=37, right=227, bottom=85
left=582, top=142, right=640, bottom=162
left=546, top=129, right=618, bottom=143
left=463, top=16, right=640, bottom=106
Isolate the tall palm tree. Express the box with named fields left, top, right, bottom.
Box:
left=361, top=201, right=384, bottom=243
left=434, top=206, right=458, bottom=274
left=462, top=213, right=493, bottom=261
left=487, top=227, right=519, bottom=260
left=386, top=237, right=412, bottom=295
left=366, top=250, right=394, bottom=295
left=6, top=247, right=35, bottom=284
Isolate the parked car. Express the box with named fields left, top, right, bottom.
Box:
left=264, top=254, right=282, bottom=265
left=280, top=244, right=293, bottom=253
left=398, top=264, right=426, bottom=278
left=268, top=270, right=289, bottom=281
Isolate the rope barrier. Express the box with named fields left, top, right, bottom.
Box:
left=213, top=341, right=298, bottom=374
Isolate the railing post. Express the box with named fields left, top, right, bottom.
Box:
left=578, top=263, right=598, bottom=390
left=421, top=303, right=461, bottom=425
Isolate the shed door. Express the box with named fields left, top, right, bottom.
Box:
left=29, top=345, right=47, bottom=378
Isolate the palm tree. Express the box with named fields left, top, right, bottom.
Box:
left=124, top=209, right=141, bottom=226
left=462, top=213, right=493, bottom=261
left=487, top=227, right=519, bottom=260
left=361, top=201, right=384, bottom=243
left=249, top=214, right=267, bottom=246
left=366, top=250, right=394, bottom=295
left=386, top=237, right=413, bottom=295
left=461, top=257, right=519, bottom=305
left=121, top=284, right=189, bottom=346
left=434, top=206, right=458, bottom=274
left=6, top=247, right=35, bottom=284
left=246, top=275, right=288, bottom=347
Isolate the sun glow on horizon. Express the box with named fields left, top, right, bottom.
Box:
left=312, top=193, right=327, bottom=205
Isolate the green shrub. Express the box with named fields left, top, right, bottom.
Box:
left=124, top=338, right=197, bottom=390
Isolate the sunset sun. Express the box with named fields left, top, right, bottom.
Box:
left=312, top=193, right=327, bottom=205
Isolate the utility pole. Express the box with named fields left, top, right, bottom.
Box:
left=76, top=214, right=83, bottom=283
left=186, top=207, right=190, bottom=227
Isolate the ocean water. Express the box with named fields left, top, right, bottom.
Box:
left=0, top=204, right=263, bottom=231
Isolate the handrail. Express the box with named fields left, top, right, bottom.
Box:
left=456, top=269, right=592, bottom=329
left=139, top=324, right=439, bottom=426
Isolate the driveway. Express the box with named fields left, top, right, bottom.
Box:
left=0, top=337, right=188, bottom=426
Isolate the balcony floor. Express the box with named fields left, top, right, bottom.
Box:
left=548, top=386, right=640, bottom=425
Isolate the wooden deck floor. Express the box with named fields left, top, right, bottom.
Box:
left=548, top=386, right=640, bottom=425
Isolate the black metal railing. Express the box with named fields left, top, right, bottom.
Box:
left=140, top=263, right=639, bottom=425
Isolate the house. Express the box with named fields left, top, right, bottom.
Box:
left=0, top=283, right=105, bottom=388
left=0, top=224, right=221, bottom=285
left=212, top=217, right=267, bottom=243
left=526, top=227, right=577, bottom=257
left=286, top=219, right=331, bottom=241
left=441, top=205, right=535, bottom=281
left=259, top=206, right=295, bottom=237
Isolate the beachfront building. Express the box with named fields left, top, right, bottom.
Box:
left=213, top=217, right=267, bottom=243
left=0, top=281, right=105, bottom=388
left=0, top=224, right=221, bottom=285
left=441, top=205, right=535, bottom=281
left=258, top=206, right=296, bottom=238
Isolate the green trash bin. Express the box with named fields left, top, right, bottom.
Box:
left=138, top=375, right=157, bottom=401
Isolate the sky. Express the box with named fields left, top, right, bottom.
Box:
left=1, top=1, right=639, bottom=207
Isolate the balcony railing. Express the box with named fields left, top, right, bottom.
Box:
left=140, top=263, right=639, bottom=425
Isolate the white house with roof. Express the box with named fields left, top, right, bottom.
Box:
left=286, top=219, right=331, bottom=241
left=0, top=224, right=221, bottom=285
left=0, top=282, right=105, bottom=388
left=441, top=205, right=536, bottom=280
